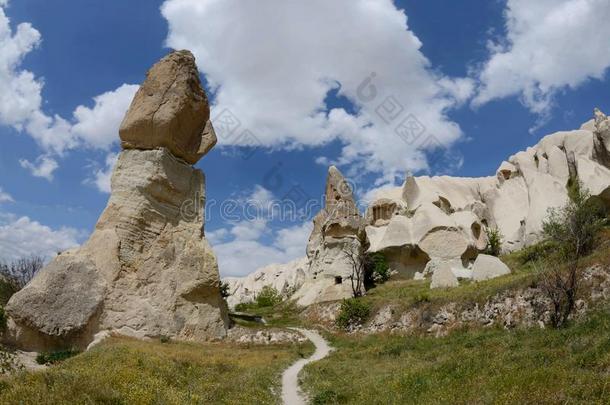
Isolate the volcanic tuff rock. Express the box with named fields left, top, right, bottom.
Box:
left=5, top=51, right=228, bottom=351
left=119, top=50, right=216, bottom=165
left=223, top=257, right=308, bottom=309
left=292, top=166, right=364, bottom=306
left=364, top=110, right=610, bottom=286
left=233, top=110, right=610, bottom=305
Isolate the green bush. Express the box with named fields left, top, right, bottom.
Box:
left=255, top=286, right=282, bottom=308
left=543, top=183, right=606, bottom=260
left=370, top=253, right=390, bottom=283
left=336, top=298, right=371, bottom=330
left=485, top=226, right=503, bottom=257
left=517, top=241, right=557, bottom=264
left=36, top=349, right=80, bottom=365
left=540, top=182, right=607, bottom=328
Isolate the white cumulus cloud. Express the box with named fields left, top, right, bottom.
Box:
left=161, top=0, right=472, bottom=181
left=0, top=187, right=13, bottom=203
left=0, top=3, right=137, bottom=180
left=19, top=155, right=59, bottom=181
left=87, top=152, right=119, bottom=193
left=0, top=214, right=82, bottom=261
left=70, top=84, right=139, bottom=150
left=213, top=221, right=311, bottom=277
left=474, top=0, right=610, bottom=118
left=207, top=185, right=312, bottom=277
left=0, top=5, right=42, bottom=129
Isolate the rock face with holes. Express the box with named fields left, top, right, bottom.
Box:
left=4, top=51, right=228, bottom=351
left=365, top=109, right=610, bottom=287
left=292, top=166, right=364, bottom=306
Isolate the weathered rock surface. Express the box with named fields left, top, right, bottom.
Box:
left=472, top=254, right=511, bottom=282
left=223, top=257, right=308, bottom=309
left=119, top=50, right=216, bottom=165
left=306, top=265, right=609, bottom=335
left=226, top=326, right=308, bottom=345
left=5, top=51, right=228, bottom=351
left=292, top=166, right=363, bottom=306
left=430, top=261, right=459, bottom=289
left=364, top=110, right=610, bottom=286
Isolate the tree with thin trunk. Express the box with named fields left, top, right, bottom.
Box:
left=540, top=181, right=606, bottom=328
left=342, top=231, right=371, bottom=298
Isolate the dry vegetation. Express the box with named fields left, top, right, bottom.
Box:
left=0, top=336, right=313, bottom=404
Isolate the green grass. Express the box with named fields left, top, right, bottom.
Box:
left=0, top=336, right=313, bottom=405
left=232, top=300, right=304, bottom=328
left=303, top=308, right=610, bottom=404
left=35, top=349, right=80, bottom=365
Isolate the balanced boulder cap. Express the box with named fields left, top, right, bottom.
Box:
left=119, top=50, right=217, bottom=164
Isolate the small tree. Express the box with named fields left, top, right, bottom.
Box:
left=342, top=241, right=366, bottom=298
left=485, top=226, right=503, bottom=257
left=540, top=182, right=606, bottom=327
left=365, top=252, right=390, bottom=287
left=255, top=286, right=282, bottom=308
left=342, top=231, right=371, bottom=298
left=335, top=298, right=371, bottom=330
left=343, top=231, right=391, bottom=296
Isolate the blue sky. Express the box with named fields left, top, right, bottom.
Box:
left=1, top=0, right=609, bottom=276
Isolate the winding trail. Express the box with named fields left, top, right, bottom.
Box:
left=281, top=328, right=333, bottom=405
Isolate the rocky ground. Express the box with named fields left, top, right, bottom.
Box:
left=302, top=264, right=610, bottom=337
left=226, top=325, right=308, bottom=345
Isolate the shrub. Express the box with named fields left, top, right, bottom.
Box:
left=368, top=253, right=390, bottom=285
left=485, top=227, right=503, bottom=257
left=36, top=349, right=80, bottom=365
left=255, top=286, right=282, bottom=308
left=543, top=182, right=606, bottom=260
left=336, top=298, right=371, bottom=330
left=540, top=182, right=607, bottom=328
left=517, top=241, right=557, bottom=265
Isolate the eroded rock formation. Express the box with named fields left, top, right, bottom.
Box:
left=5, top=50, right=228, bottom=351
left=231, top=111, right=610, bottom=305
left=292, top=166, right=364, bottom=306
left=366, top=110, right=610, bottom=287
left=223, top=257, right=308, bottom=309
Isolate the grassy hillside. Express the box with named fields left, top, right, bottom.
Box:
left=0, top=336, right=313, bottom=405
left=302, top=307, right=610, bottom=404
